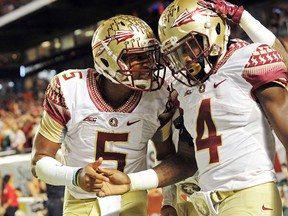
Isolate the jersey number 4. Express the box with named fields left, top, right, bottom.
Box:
left=196, top=98, right=222, bottom=164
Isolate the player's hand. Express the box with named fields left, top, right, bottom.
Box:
left=77, top=157, right=109, bottom=192
left=96, top=168, right=131, bottom=197
left=161, top=205, right=178, bottom=216
left=198, top=0, right=244, bottom=24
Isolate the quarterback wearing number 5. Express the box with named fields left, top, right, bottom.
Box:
left=31, top=15, right=177, bottom=216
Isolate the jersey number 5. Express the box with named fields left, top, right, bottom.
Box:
left=96, top=131, right=128, bottom=172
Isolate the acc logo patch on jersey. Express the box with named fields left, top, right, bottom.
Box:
left=83, top=116, right=97, bottom=123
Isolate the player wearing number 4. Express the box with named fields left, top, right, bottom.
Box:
left=31, top=15, right=178, bottom=216
left=95, top=0, right=288, bottom=216
left=161, top=0, right=288, bottom=215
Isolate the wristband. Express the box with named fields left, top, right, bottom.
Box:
left=73, top=168, right=82, bottom=186
left=127, top=169, right=159, bottom=191
left=240, top=10, right=275, bottom=46
left=35, top=156, right=81, bottom=187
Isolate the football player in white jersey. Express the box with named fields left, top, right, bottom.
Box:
left=31, top=15, right=178, bottom=216
left=161, top=0, right=288, bottom=215
left=94, top=1, right=288, bottom=215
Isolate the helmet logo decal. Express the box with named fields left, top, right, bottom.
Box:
left=93, top=30, right=134, bottom=56
left=113, top=30, right=135, bottom=43
left=172, top=8, right=217, bottom=27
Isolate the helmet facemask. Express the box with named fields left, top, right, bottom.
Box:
left=116, top=38, right=166, bottom=91
left=162, top=32, right=220, bottom=87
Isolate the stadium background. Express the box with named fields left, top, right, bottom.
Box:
left=0, top=0, right=287, bottom=215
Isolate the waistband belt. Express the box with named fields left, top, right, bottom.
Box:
left=210, top=190, right=237, bottom=205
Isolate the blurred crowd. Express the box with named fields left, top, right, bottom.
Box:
left=0, top=91, right=43, bottom=155
left=1, top=173, right=65, bottom=216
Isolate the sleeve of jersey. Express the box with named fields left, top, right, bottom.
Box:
left=242, top=44, right=288, bottom=100
left=39, top=75, right=71, bottom=143
left=38, top=110, right=66, bottom=143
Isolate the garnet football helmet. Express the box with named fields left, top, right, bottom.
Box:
left=92, top=15, right=166, bottom=91
left=158, top=0, right=230, bottom=87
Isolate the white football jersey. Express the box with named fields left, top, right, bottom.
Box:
left=174, top=42, right=287, bottom=192
left=40, top=68, right=171, bottom=199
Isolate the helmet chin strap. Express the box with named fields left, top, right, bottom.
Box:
left=100, top=40, right=120, bottom=84
left=202, top=36, right=211, bottom=74
left=98, top=40, right=128, bottom=85
left=101, top=40, right=118, bottom=62
left=204, top=63, right=211, bottom=73
left=203, top=15, right=212, bottom=74
left=217, top=24, right=230, bottom=62
left=94, top=62, right=119, bottom=84
left=122, top=79, right=151, bottom=90
left=102, top=70, right=120, bottom=84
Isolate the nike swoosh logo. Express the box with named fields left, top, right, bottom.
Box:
left=127, top=120, right=141, bottom=126
left=213, top=79, right=226, bottom=88
left=262, top=204, right=273, bottom=211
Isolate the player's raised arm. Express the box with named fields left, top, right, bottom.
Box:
left=198, top=0, right=288, bottom=68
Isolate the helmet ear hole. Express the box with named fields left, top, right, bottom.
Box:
left=101, top=58, right=109, bottom=67
left=216, top=23, right=221, bottom=35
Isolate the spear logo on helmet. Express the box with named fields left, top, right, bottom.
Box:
left=93, top=30, right=134, bottom=56
left=172, top=7, right=218, bottom=27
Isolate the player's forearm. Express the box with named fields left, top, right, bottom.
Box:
left=154, top=154, right=197, bottom=187
left=240, top=10, right=275, bottom=46
left=128, top=154, right=196, bottom=191
left=35, top=156, right=81, bottom=187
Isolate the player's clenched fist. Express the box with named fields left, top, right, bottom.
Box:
left=198, top=0, right=244, bottom=24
